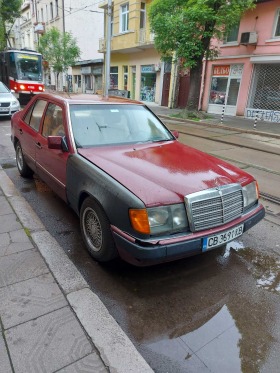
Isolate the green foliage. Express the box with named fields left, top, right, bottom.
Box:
left=149, top=0, right=255, bottom=67
left=0, top=0, right=21, bottom=49
left=0, top=0, right=21, bottom=23
left=38, top=27, right=80, bottom=74
left=171, top=110, right=210, bottom=121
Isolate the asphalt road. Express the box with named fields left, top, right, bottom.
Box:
left=1, top=116, right=280, bottom=372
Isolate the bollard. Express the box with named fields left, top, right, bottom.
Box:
left=220, top=105, right=225, bottom=124
left=254, top=115, right=258, bottom=130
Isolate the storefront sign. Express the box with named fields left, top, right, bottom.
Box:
left=213, top=65, right=230, bottom=76
left=92, top=67, right=102, bottom=75
left=141, top=65, right=155, bottom=73
left=81, top=66, right=91, bottom=74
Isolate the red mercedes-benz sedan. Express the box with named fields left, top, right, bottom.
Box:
left=11, top=93, right=265, bottom=266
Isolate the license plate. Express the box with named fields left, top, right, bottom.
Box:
left=202, top=224, right=244, bottom=252
left=0, top=107, right=8, bottom=111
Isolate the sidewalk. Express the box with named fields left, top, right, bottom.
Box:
left=0, top=167, right=153, bottom=373
left=146, top=103, right=280, bottom=138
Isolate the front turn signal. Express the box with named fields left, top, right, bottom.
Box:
left=129, top=209, right=150, bottom=235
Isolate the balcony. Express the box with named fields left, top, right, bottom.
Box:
left=136, top=28, right=155, bottom=45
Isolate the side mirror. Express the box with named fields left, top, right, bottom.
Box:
left=48, top=135, right=69, bottom=152
left=48, top=136, right=63, bottom=149
left=172, top=130, right=179, bottom=139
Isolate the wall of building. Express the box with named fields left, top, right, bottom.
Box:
left=202, top=0, right=280, bottom=119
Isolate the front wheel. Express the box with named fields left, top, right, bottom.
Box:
left=80, top=198, right=118, bottom=262
left=15, top=142, right=33, bottom=178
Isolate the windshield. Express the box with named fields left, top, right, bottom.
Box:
left=70, top=104, right=174, bottom=148
left=0, top=82, right=10, bottom=93
left=14, top=52, right=43, bottom=81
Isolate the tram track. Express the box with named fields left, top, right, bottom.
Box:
left=164, top=120, right=280, bottom=206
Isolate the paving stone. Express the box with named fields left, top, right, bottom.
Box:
left=6, top=307, right=93, bottom=373
left=0, top=196, right=13, bottom=216
left=0, top=333, right=13, bottom=373
left=0, top=249, right=49, bottom=288
left=0, top=273, right=67, bottom=329
left=0, top=214, right=22, bottom=234
left=57, top=353, right=108, bottom=373
left=0, top=229, right=34, bottom=257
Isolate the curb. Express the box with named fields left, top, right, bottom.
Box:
left=0, top=166, right=153, bottom=373
left=157, top=114, right=280, bottom=140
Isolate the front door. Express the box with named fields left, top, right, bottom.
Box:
left=208, top=64, right=243, bottom=116
left=36, top=102, right=69, bottom=201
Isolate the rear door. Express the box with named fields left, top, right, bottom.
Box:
left=17, top=98, right=48, bottom=172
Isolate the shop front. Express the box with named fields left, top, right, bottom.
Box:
left=140, top=65, right=157, bottom=102
left=246, top=62, right=280, bottom=123
left=207, top=64, right=243, bottom=116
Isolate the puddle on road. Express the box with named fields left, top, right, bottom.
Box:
left=234, top=247, right=280, bottom=295
left=136, top=242, right=279, bottom=373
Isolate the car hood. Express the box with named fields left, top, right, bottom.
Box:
left=78, top=141, right=252, bottom=206
left=0, top=92, right=14, bottom=102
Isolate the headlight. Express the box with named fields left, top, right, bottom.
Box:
left=243, top=181, right=258, bottom=210
left=129, top=204, right=189, bottom=235
left=11, top=100, right=19, bottom=107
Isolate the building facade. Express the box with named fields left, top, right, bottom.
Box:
left=11, top=0, right=104, bottom=93
left=99, top=0, right=164, bottom=103
left=201, top=0, right=280, bottom=122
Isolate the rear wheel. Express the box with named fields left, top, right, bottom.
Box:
left=15, top=142, right=33, bottom=178
left=80, top=198, right=118, bottom=262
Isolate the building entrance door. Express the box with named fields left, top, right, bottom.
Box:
left=208, top=64, right=243, bottom=116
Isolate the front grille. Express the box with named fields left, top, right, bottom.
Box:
left=0, top=102, right=10, bottom=107
left=185, top=184, right=244, bottom=232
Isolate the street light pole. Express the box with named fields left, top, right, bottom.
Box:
left=104, top=0, right=112, bottom=99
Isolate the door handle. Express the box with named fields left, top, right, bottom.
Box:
left=19, top=129, right=23, bottom=134
left=36, top=142, right=42, bottom=149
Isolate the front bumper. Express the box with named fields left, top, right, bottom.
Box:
left=113, top=205, right=265, bottom=266
left=0, top=107, right=20, bottom=116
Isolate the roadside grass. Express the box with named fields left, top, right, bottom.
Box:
left=171, top=110, right=211, bottom=121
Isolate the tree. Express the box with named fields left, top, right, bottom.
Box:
left=0, top=0, right=21, bottom=49
left=38, top=27, right=80, bottom=90
left=149, top=0, right=255, bottom=110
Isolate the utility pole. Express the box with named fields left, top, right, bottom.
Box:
left=104, top=0, right=112, bottom=99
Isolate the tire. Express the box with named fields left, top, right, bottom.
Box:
left=15, top=142, right=33, bottom=178
left=80, top=198, right=118, bottom=262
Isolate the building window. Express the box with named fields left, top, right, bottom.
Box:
left=273, top=9, right=280, bottom=37
left=224, top=23, right=239, bottom=43
left=140, top=2, right=146, bottom=29
left=110, top=66, right=118, bottom=89
left=55, top=0, right=59, bottom=17
left=120, top=3, right=129, bottom=33
left=41, top=8, right=44, bottom=22
left=123, top=66, right=128, bottom=90
left=45, top=5, right=48, bottom=22
left=50, top=2, right=54, bottom=19
left=74, top=75, right=81, bottom=88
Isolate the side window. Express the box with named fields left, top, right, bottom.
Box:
left=42, top=103, right=65, bottom=137
left=24, top=99, right=47, bottom=131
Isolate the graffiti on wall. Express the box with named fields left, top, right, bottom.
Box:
left=245, top=108, right=280, bottom=123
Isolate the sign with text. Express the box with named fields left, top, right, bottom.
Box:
left=213, top=65, right=230, bottom=76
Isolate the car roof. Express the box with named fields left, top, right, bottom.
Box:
left=35, top=92, right=144, bottom=106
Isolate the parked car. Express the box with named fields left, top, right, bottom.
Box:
left=0, top=81, right=20, bottom=117
left=11, top=93, right=265, bottom=266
